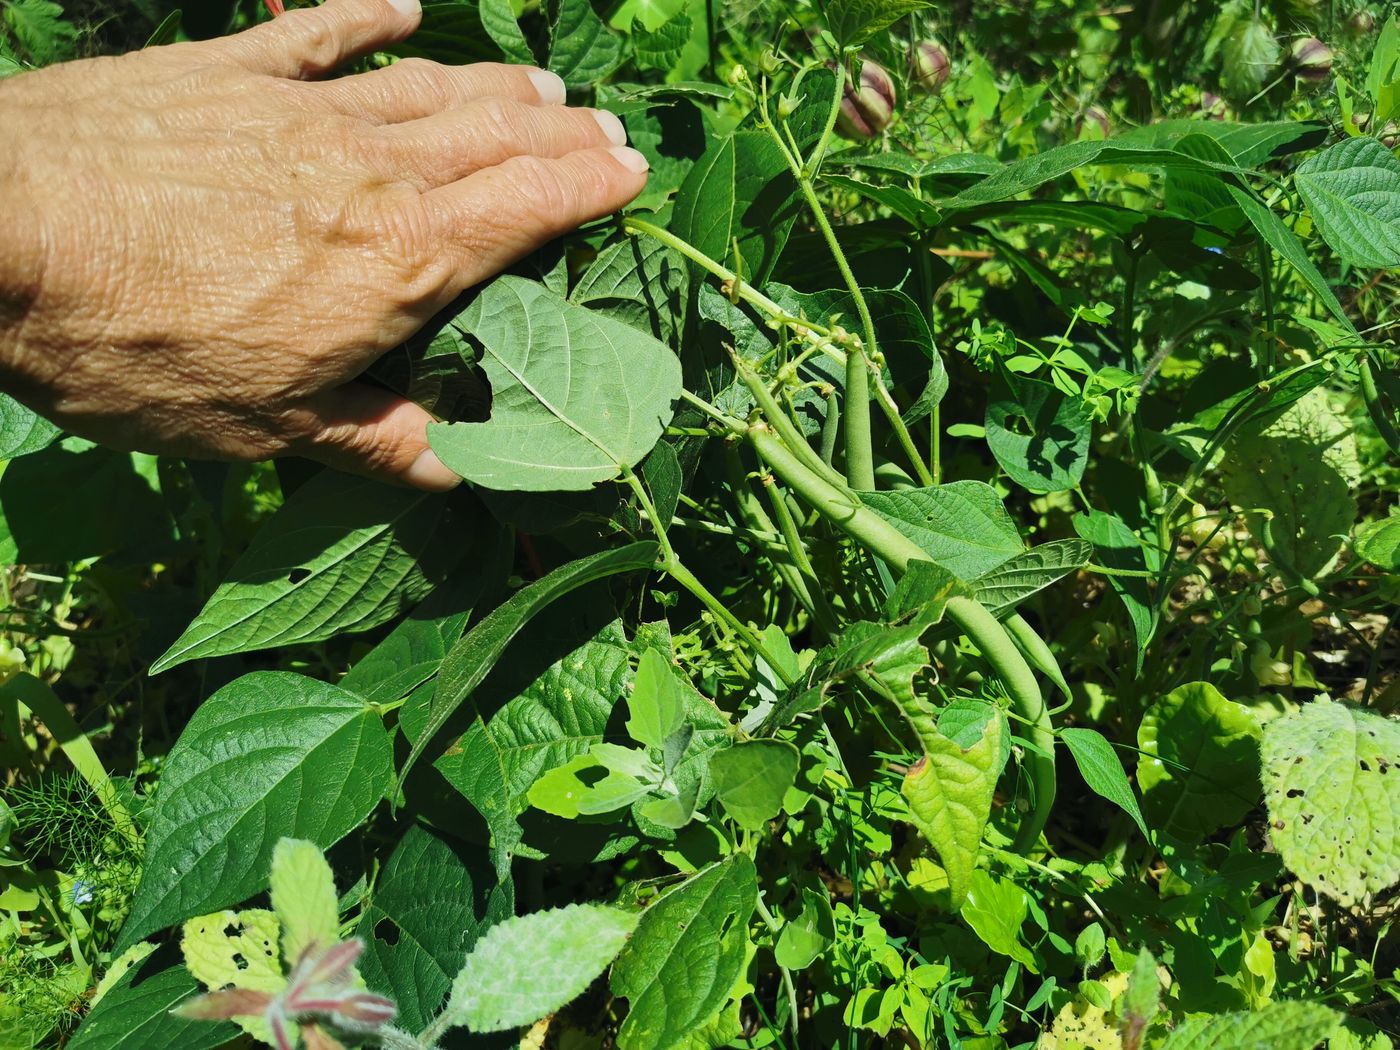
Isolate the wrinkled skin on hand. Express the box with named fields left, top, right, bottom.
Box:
left=0, top=0, right=648, bottom=489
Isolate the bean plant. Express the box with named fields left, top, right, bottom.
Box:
left=4, top=0, right=1400, bottom=1048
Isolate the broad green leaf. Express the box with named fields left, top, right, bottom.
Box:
left=572, top=233, right=689, bottom=344
left=1262, top=698, right=1400, bottom=905
left=972, top=539, right=1093, bottom=615
left=1073, top=510, right=1157, bottom=670
left=357, top=825, right=512, bottom=1032
left=611, top=855, right=757, bottom=1050
left=885, top=559, right=973, bottom=624
left=387, top=2, right=500, bottom=62
left=116, top=672, right=393, bottom=951
left=1116, top=119, right=1325, bottom=165
left=773, top=886, right=835, bottom=971
left=447, top=903, right=638, bottom=1032
left=527, top=752, right=654, bottom=817
left=960, top=869, right=1037, bottom=970
left=825, top=0, right=931, bottom=48
left=860, top=481, right=1024, bottom=579
left=710, top=740, right=799, bottom=830
left=628, top=649, right=687, bottom=750
left=399, top=542, right=659, bottom=790
left=67, top=959, right=237, bottom=1050
left=1355, top=515, right=1400, bottom=569
left=0, top=394, right=58, bottom=459
left=1296, top=137, right=1400, bottom=269
left=670, top=131, right=800, bottom=287
left=642, top=440, right=683, bottom=527
left=428, top=278, right=682, bottom=491
left=902, top=710, right=1005, bottom=908
left=269, top=839, right=339, bottom=963
left=985, top=372, right=1092, bottom=493
left=823, top=173, right=942, bottom=229
left=1137, top=682, right=1261, bottom=845
left=631, top=11, right=691, bottom=70
left=1060, top=728, right=1149, bottom=840
left=151, top=471, right=471, bottom=673
left=548, top=0, right=623, bottom=87
left=1159, top=1000, right=1342, bottom=1050
left=829, top=621, right=931, bottom=731
left=478, top=0, right=533, bottom=63
left=1225, top=184, right=1354, bottom=332
left=1220, top=14, right=1279, bottom=98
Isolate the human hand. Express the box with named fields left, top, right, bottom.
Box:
left=0, top=0, right=649, bottom=490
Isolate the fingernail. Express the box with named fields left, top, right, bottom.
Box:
left=592, top=109, right=627, bottom=147
left=527, top=69, right=567, bottom=105
left=405, top=448, right=462, bottom=492
left=386, top=0, right=421, bottom=17
left=609, top=146, right=649, bottom=173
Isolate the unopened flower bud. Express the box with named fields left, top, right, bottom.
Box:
left=1290, top=37, right=1334, bottom=82
left=909, top=39, right=950, bottom=93
left=1345, top=10, right=1376, bottom=38
left=836, top=60, right=896, bottom=140
left=1250, top=641, right=1292, bottom=687
left=726, top=63, right=749, bottom=87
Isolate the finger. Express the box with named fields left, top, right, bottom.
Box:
left=428, top=147, right=649, bottom=289
left=212, top=0, right=422, bottom=80
left=312, top=59, right=566, bottom=123
left=292, top=382, right=461, bottom=491
left=376, top=100, right=626, bottom=188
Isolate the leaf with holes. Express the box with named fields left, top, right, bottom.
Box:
left=151, top=471, right=474, bottom=673
left=428, top=278, right=682, bottom=491
left=1262, top=698, right=1400, bottom=906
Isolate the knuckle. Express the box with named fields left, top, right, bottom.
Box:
left=476, top=96, right=530, bottom=144
left=390, top=57, right=454, bottom=110
left=282, top=10, right=344, bottom=70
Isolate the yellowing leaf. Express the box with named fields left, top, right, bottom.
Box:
left=269, top=838, right=340, bottom=964
left=181, top=908, right=285, bottom=1045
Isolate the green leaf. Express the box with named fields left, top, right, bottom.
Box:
left=1295, top=137, right=1400, bottom=269
left=1120, top=947, right=1161, bottom=1044
left=985, top=371, right=1092, bottom=493
left=357, top=825, right=512, bottom=1033
left=427, top=278, right=682, bottom=491
left=670, top=131, right=800, bottom=287
left=1220, top=14, right=1279, bottom=99
left=773, top=886, right=835, bottom=971
left=447, top=903, right=638, bottom=1032
left=823, top=174, right=942, bottom=229
left=627, top=649, right=687, bottom=750
left=631, top=11, right=691, bottom=70
left=971, top=539, right=1093, bottom=615
left=2, top=0, right=78, bottom=64
left=572, top=234, right=689, bottom=344
left=549, top=0, right=623, bottom=87
left=1159, top=1000, right=1342, bottom=1050
left=1116, top=119, right=1325, bottom=166
left=1262, top=698, right=1400, bottom=906
left=527, top=752, right=654, bottom=817
left=825, top=0, right=931, bottom=48
left=67, top=959, right=237, bottom=1050
left=1072, top=510, right=1157, bottom=670
left=1225, top=184, right=1354, bottom=333
left=611, top=855, right=757, bottom=1050
left=1137, top=682, right=1261, bottom=845
left=478, top=0, right=533, bottom=63
left=710, top=740, right=799, bottom=830
left=860, top=481, right=1024, bottom=579
left=1355, top=515, right=1400, bottom=570
left=642, top=440, right=683, bottom=528
left=269, top=839, right=338, bottom=965
left=1060, top=728, right=1150, bottom=840
left=400, top=543, right=659, bottom=790
left=960, top=869, right=1037, bottom=971
left=152, top=471, right=471, bottom=673
left=387, top=2, right=500, bottom=63
left=902, top=710, right=1005, bottom=908
left=0, top=394, right=58, bottom=459
left=116, top=672, right=393, bottom=951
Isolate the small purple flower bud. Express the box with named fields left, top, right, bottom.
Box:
left=1290, top=37, right=1334, bottom=82
left=836, top=60, right=897, bottom=140
left=909, top=39, right=950, bottom=93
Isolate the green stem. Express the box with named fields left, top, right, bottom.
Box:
left=762, top=472, right=840, bottom=636
left=732, top=349, right=848, bottom=488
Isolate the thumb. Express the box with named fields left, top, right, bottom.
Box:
left=216, top=0, right=422, bottom=80
left=293, top=382, right=462, bottom=492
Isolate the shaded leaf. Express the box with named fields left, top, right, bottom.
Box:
left=1060, top=728, right=1150, bottom=839
left=1296, top=137, right=1400, bottom=269
left=985, top=372, right=1092, bottom=493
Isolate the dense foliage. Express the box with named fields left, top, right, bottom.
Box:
left=4, top=0, right=1400, bottom=1047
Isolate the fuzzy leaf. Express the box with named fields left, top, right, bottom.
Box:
left=270, top=839, right=340, bottom=964
left=446, top=903, right=638, bottom=1032
left=1159, top=1001, right=1342, bottom=1050
left=1262, top=698, right=1400, bottom=905
left=1296, top=136, right=1400, bottom=269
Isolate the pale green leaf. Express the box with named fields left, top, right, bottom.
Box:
left=628, top=649, right=687, bottom=750
left=1296, top=137, right=1400, bottom=268
left=1137, top=682, right=1261, bottom=844
left=860, top=481, right=1024, bottom=579
left=1159, top=1000, right=1342, bottom=1050
left=527, top=752, right=654, bottom=817
left=428, top=278, right=682, bottom=491
left=269, top=838, right=339, bottom=963
left=447, top=903, right=638, bottom=1032
left=1262, top=698, right=1400, bottom=905
left=116, top=672, right=393, bottom=951
left=960, top=869, right=1037, bottom=970
left=773, top=886, right=834, bottom=971
left=710, top=740, right=799, bottom=831
left=1060, top=728, right=1150, bottom=840
left=1220, top=15, right=1279, bottom=98
left=902, top=711, right=1005, bottom=908
left=611, top=855, right=757, bottom=1049
left=151, top=471, right=470, bottom=673
left=180, top=909, right=283, bottom=995
left=1355, top=515, right=1400, bottom=570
